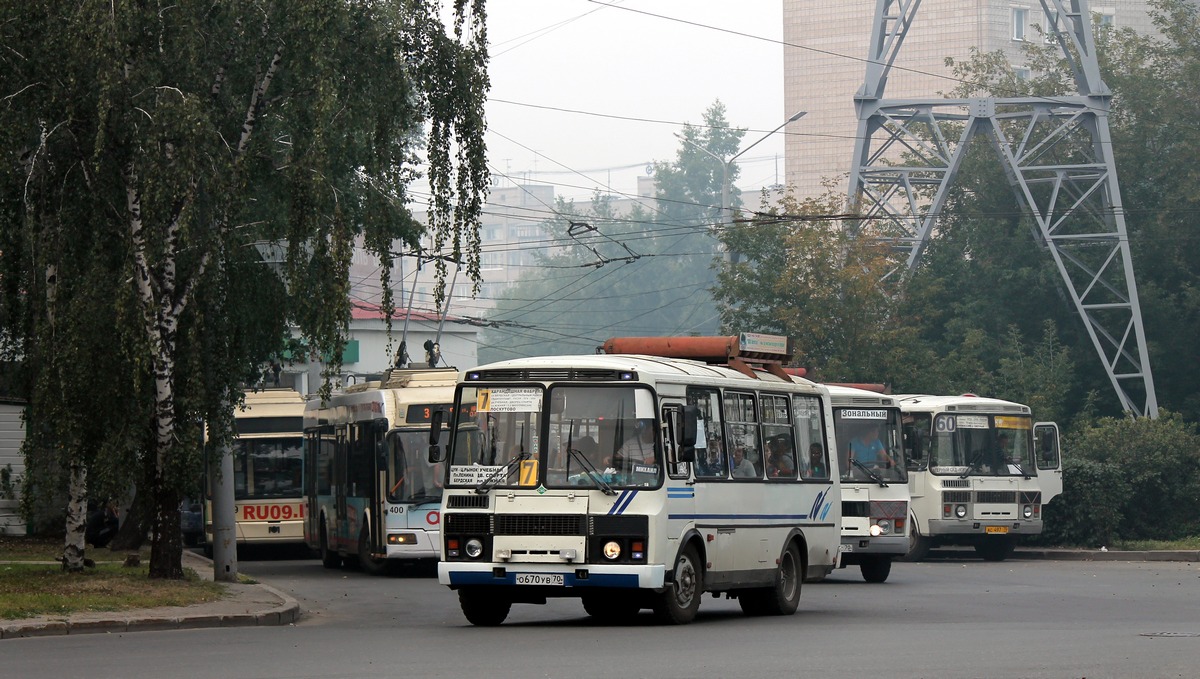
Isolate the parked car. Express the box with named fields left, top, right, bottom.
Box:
left=180, top=498, right=204, bottom=546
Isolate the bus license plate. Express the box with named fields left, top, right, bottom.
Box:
left=985, top=526, right=1009, bottom=534
left=515, top=573, right=564, bottom=586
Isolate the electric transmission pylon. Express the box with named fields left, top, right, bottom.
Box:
left=847, top=0, right=1158, bottom=417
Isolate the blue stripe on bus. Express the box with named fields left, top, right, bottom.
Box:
left=666, top=487, right=694, bottom=499
left=607, top=490, right=630, bottom=515
left=609, top=489, right=638, bottom=515
left=615, top=490, right=638, bottom=514
left=447, top=571, right=641, bottom=588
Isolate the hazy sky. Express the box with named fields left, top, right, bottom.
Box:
left=482, top=1, right=785, bottom=202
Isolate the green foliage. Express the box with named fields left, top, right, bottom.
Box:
left=0, top=1, right=488, bottom=575
left=1062, top=411, right=1200, bottom=541
left=1038, top=456, right=1128, bottom=547
left=716, top=188, right=898, bottom=380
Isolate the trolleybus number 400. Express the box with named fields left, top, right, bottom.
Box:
left=515, top=573, right=565, bottom=586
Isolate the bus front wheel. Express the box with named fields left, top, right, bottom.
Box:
left=860, top=556, right=892, bottom=583
left=975, top=536, right=1015, bottom=562
left=653, top=545, right=702, bottom=624
left=358, top=524, right=390, bottom=576
left=459, top=588, right=511, bottom=626
left=904, top=523, right=933, bottom=562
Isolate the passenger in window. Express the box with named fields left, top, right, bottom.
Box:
left=766, top=437, right=796, bottom=477
left=698, top=437, right=725, bottom=476
left=616, top=418, right=656, bottom=464
left=730, top=446, right=758, bottom=478
left=806, top=443, right=828, bottom=478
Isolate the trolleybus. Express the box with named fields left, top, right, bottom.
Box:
left=205, top=388, right=307, bottom=550
left=303, top=368, right=458, bottom=574
left=825, top=384, right=909, bottom=582
left=432, top=334, right=842, bottom=625
left=898, top=393, right=1062, bottom=561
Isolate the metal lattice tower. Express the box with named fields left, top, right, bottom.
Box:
left=847, top=0, right=1158, bottom=417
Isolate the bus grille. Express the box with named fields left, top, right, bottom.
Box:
left=941, top=479, right=971, bottom=489
left=495, top=514, right=586, bottom=536
left=1020, top=491, right=1042, bottom=504
left=942, top=491, right=972, bottom=504
left=445, top=513, right=490, bottom=534
left=976, top=491, right=1017, bottom=503
left=447, top=495, right=489, bottom=509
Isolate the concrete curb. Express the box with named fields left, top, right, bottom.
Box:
left=0, top=553, right=301, bottom=640
left=1015, top=549, right=1200, bottom=562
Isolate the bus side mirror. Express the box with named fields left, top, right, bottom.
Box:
left=679, top=405, right=699, bottom=462
left=428, top=410, right=445, bottom=463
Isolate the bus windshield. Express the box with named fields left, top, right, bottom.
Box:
left=233, top=437, right=303, bottom=500
left=833, top=408, right=905, bottom=484
left=387, top=429, right=447, bottom=504
left=447, top=384, right=660, bottom=490
left=929, top=414, right=1036, bottom=477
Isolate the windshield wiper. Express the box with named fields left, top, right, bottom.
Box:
left=1008, top=460, right=1032, bottom=479
left=960, top=451, right=986, bottom=479
left=475, top=452, right=529, bottom=495
left=564, top=446, right=616, bottom=495
left=851, top=458, right=889, bottom=487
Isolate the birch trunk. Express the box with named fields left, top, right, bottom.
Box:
left=62, top=459, right=87, bottom=572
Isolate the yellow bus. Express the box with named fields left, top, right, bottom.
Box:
left=205, top=388, right=307, bottom=550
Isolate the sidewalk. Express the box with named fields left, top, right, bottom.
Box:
left=0, top=550, right=300, bottom=640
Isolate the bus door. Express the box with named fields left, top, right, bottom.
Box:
left=334, top=425, right=349, bottom=548
left=661, top=403, right=695, bottom=549
left=370, top=419, right=387, bottom=557
left=1033, top=422, right=1063, bottom=504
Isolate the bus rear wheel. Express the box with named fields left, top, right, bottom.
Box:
left=319, top=521, right=341, bottom=569
left=459, top=588, right=511, bottom=626
left=860, top=556, right=892, bottom=583
left=740, top=542, right=802, bottom=616
left=653, top=545, right=702, bottom=625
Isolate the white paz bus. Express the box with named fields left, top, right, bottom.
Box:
left=303, top=368, right=458, bottom=574
left=898, top=394, right=1062, bottom=561
left=823, top=385, right=910, bottom=582
left=431, top=334, right=842, bottom=625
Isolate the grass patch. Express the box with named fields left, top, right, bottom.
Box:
left=0, top=535, right=226, bottom=620
left=1110, top=536, right=1200, bottom=551
left=0, top=535, right=151, bottom=562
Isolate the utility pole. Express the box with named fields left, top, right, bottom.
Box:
left=846, top=0, right=1158, bottom=417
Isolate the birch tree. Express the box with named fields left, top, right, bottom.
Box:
left=0, top=1, right=489, bottom=577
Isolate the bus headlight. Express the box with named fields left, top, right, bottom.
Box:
left=464, top=538, right=484, bottom=559
left=875, top=519, right=892, bottom=535
left=1023, top=505, right=1034, bottom=519
left=603, top=541, right=622, bottom=560
left=955, top=504, right=968, bottom=519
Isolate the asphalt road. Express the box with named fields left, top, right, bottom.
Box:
left=3, top=552, right=1198, bottom=679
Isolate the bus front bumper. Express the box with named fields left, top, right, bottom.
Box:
left=927, top=518, right=1042, bottom=537
left=439, top=561, right=666, bottom=590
